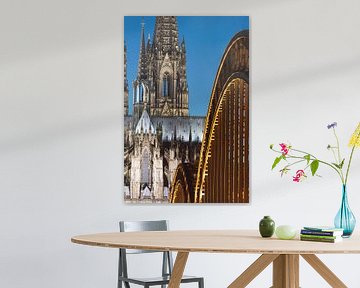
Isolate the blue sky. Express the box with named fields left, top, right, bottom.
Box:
left=124, top=16, right=249, bottom=116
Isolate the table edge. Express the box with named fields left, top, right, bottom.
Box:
left=71, top=236, right=360, bottom=255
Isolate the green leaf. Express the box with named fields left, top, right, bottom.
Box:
left=271, top=156, right=282, bottom=170
left=339, top=159, right=345, bottom=169
left=332, top=159, right=345, bottom=169
left=332, top=162, right=341, bottom=169
left=304, top=154, right=311, bottom=164
left=270, top=144, right=274, bottom=149
left=310, top=160, right=319, bottom=176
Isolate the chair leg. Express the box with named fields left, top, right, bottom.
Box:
left=118, top=279, right=130, bottom=288
left=199, top=278, right=204, bottom=288
left=119, top=249, right=131, bottom=288
left=161, top=252, right=167, bottom=288
left=118, top=250, right=123, bottom=288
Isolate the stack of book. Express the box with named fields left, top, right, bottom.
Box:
left=300, top=226, right=344, bottom=243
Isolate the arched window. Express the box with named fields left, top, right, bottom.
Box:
left=162, top=73, right=170, bottom=97
left=141, top=148, right=150, bottom=184
left=139, top=83, right=144, bottom=102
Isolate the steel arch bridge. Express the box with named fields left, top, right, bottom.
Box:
left=170, top=163, right=197, bottom=203
left=170, top=30, right=249, bottom=203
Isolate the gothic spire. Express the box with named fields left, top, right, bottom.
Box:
left=181, top=36, right=186, bottom=52
left=124, top=41, right=129, bottom=90
left=137, top=18, right=147, bottom=79
left=140, top=19, right=146, bottom=54
left=146, top=33, right=151, bottom=52
left=124, top=42, right=129, bottom=115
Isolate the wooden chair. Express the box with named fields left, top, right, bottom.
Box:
left=118, top=220, right=204, bottom=288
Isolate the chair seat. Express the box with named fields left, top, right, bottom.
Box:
left=119, top=275, right=203, bottom=286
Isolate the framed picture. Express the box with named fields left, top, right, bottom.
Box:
left=124, top=16, right=249, bottom=203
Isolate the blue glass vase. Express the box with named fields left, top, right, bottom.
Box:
left=334, top=185, right=356, bottom=237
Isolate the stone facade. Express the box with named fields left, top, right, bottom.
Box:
left=124, top=44, right=129, bottom=116
left=124, top=16, right=205, bottom=203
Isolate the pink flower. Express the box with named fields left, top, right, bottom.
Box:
left=293, top=170, right=306, bottom=182
left=279, top=143, right=289, bottom=155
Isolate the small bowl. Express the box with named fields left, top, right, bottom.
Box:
left=275, top=225, right=297, bottom=240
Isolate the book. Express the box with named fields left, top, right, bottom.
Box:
left=303, top=226, right=343, bottom=232
left=302, top=226, right=343, bottom=236
left=300, top=234, right=342, bottom=240
left=300, top=236, right=343, bottom=243
left=301, top=229, right=343, bottom=237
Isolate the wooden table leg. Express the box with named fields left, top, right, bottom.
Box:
left=301, top=254, right=347, bottom=288
left=228, top=254, right=279, bottom=288
left=168, top=252, right=189, bottom=288
left=272, top=254, right=299, bottom=288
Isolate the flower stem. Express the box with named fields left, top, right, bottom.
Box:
left=284, top=159, right=306, bottom=169
left=345, top=130, right=360, bottom=185
left=345, top=145, right=356, bottom=185
left=333, top=128, right=345, bottom=181
left=330, top=148, right=338, bottom=164
left=288, top=147, right=344, bottom=182
left=333, top=128, right=342, bottom=163
left=291, top=148, right=317, bottom=159
left=270, top=147, right=344, bottom=182
left=286, top=154, right=344, bottom=182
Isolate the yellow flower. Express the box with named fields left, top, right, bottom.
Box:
left=349, top=122, right=360, bottom=148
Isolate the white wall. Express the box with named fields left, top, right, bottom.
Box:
left=1, top=0, right=360, bottom=287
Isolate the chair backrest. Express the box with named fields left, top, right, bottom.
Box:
left=118, top=220, right=173, bottom=283
left=120, top=220, right=168, bottom=232
left=119, top=220, right=168, bottom=254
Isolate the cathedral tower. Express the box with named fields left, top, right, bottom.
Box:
left=150, top=16, right=189, bottom=116
left=132, top=17, right=189, bottom=118
left=125, top=16, right=206, bottom=203
left=124, top=42, right=129, bottom=116
left=133, top=20, right=149, bottom=121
